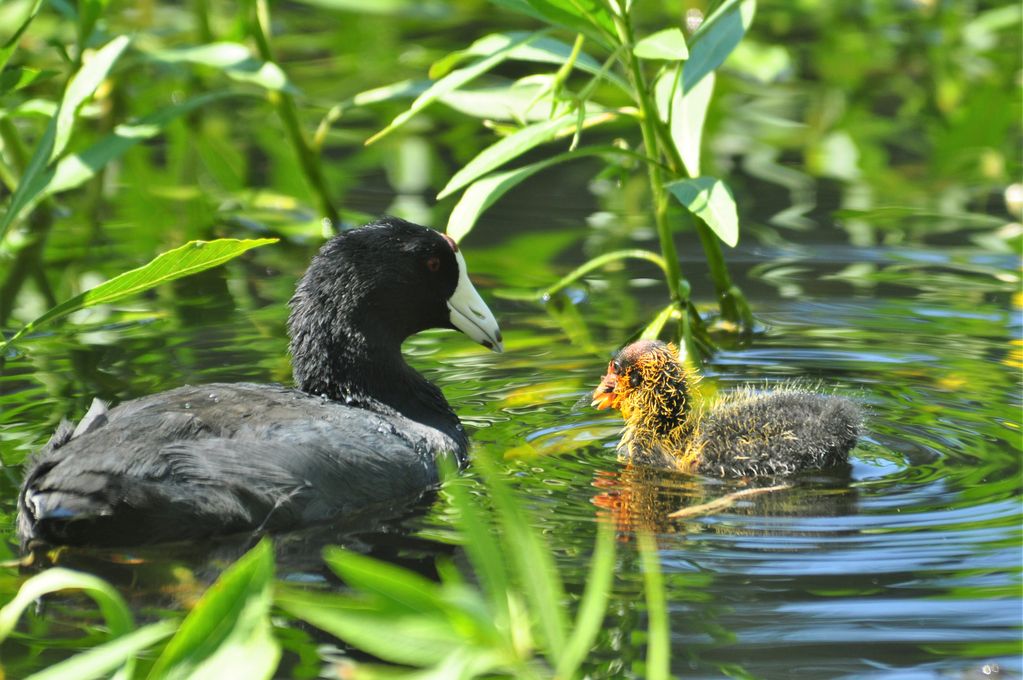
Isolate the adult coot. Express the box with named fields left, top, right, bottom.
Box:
left=18, top=217, right=503, bottom=548
left=592, top=340, right=860, bottom=476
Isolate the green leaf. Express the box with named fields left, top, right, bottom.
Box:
left=634, top=28, right=689, bottom=61
left=430, top=31, right=628, bottom=91
left=27, top=621, right=177, bottom=680
left=540, top=249, right=669, bottom=299
left=77, top=0, right=111, bottom=50
left=51, top=35, right=131, bottom=162
left=275, top=588, right=468, bottom=667
left=437, top=457, right=513, bottom=629
left=0, top=0, right=44, bottom=74
left=438, top=114, right=572, bottom=200
left=638, top=532, right=669, bottom=680
left=684, top=0, right=755, bottom=90
left=0, top=568, right=135, bottom=643
left=148, top=43, right=293, bottom=92
left=0, top=66, right=51, bottom=96
left=366, top=31, right=541, bottom=145
left=555, top=523, right=615, bottom=678
left=447, top=146, right=615, bottom=242
left=470, top=453, right=568, bottom=659
left=47, top=92, right=242, bottom=196
left=490, top=0, right=617, bottom=49
left=666, top=176, right=739, bottom=247
left=350, top=78, right=427, bottom=108
left=146, top=539, right=279, bottom=680
left=0, top=35, right=130, bottom=240
left=291, top=0, right=449, bottom=16
left=439, top=79, right=563, bottom=123
left=655, top=66, right=714, bottom=177
left=322, top=546, right=446, bottom=615
left=1, top=238, right=277, bottom=351
left=640, top=304, right=677, bottom=341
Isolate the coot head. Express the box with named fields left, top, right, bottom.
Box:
left=591, top=340, right=692, bottom=426
left=289, top=217, right=502, bottom=400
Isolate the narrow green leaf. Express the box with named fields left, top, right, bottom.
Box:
left=0, top=568, right=134, bottom=643
left=471, top=453, right=568, bottom=658
left=637, top=532, right=669, bottom=680
left=684, top=0, right=755, bottom=90
left=0, top=66, right=51, bottom=96
left=655, top=66, right=714, bottom=177
left=447, top=146, right=615, bottom=242
left=51, top=35, right=131, bottom=162
left=429, top=31, right=628, bottom=92
left=291, top=0, right=449, bottom=16
left=439, top=79, right=566, bottom=123
left=0, top=0, right=44, bottom=73
left=146, top=539, right=279, bottom=680
left=666, top=176, right=739, bottom=247
left=275, top=588, right=465, bottom=667
left=322, top=546, right=446, bottom=615
left=0, top=115, right=55, bottom=239
left=366, top=31, right=541, bottom=145
left=0, top=35, right=130, bottom=240
left=47, top=92, right=241, bottom=196
left=1, top=238, right=277, bottom=351
left=27, top=621, right=177, bottom=680
left=438, top=457, right=513, bottom=628
left=438, top=114, right=572, bottom=200
left=148, top=43, right=293, bottom=92
left=634, top=28, right=689, bottom=61
left=555, top=523, right=615, bottom=678
left=490, top=0, right=617, bottom=49
left=540, top=249, right=669, bottom=299
left=640, top=304, right=677, bottom=341
left=350, top=78, right=427, bottom=108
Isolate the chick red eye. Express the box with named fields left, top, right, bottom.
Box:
left=426, top=256, right=441, bottom=272
left=612, top=360, right=622, bottom=373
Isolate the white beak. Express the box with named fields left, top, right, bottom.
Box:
left=447, top=250, right=503, bottom=353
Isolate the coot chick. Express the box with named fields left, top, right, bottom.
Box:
left=591, top=341, right=860, bottom=476
left=18, top=217, right=503, bottom=548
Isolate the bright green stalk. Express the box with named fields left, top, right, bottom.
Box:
left=613, top=11, right=691, bottom=343
left=249, top=0, right=339, bottom=228
left=647, top=68, right=754, bottom=329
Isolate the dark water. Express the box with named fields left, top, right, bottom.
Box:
left=1, top=2, right=1021, bottom=678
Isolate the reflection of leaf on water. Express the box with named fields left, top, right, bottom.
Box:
left=833, top=207, right=1003, bottom=229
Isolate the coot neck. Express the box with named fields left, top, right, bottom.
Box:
left=290, top=322, right=467, bottom=453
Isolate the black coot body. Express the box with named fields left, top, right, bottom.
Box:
left=17, top=218, right=503, bottom=548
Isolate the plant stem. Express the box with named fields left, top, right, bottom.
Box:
left=613, top=15, right=685, bottom=310
left=0, top=119, right=56, bottom=326
left=648, top=73, right=754, bottom=330
left=249, top=0, right=339, bottom=228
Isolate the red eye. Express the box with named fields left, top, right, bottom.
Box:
left=426, top=256, right=441, bottom=272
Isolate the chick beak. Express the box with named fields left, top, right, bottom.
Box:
left=591, top=371, right=621, bottom=410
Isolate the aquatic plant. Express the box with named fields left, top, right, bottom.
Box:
left=0, top=0, right=327, bottom=349
left=0, top=459, right=670, bottom=679
left=361, top=0, right=758, bottom=353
